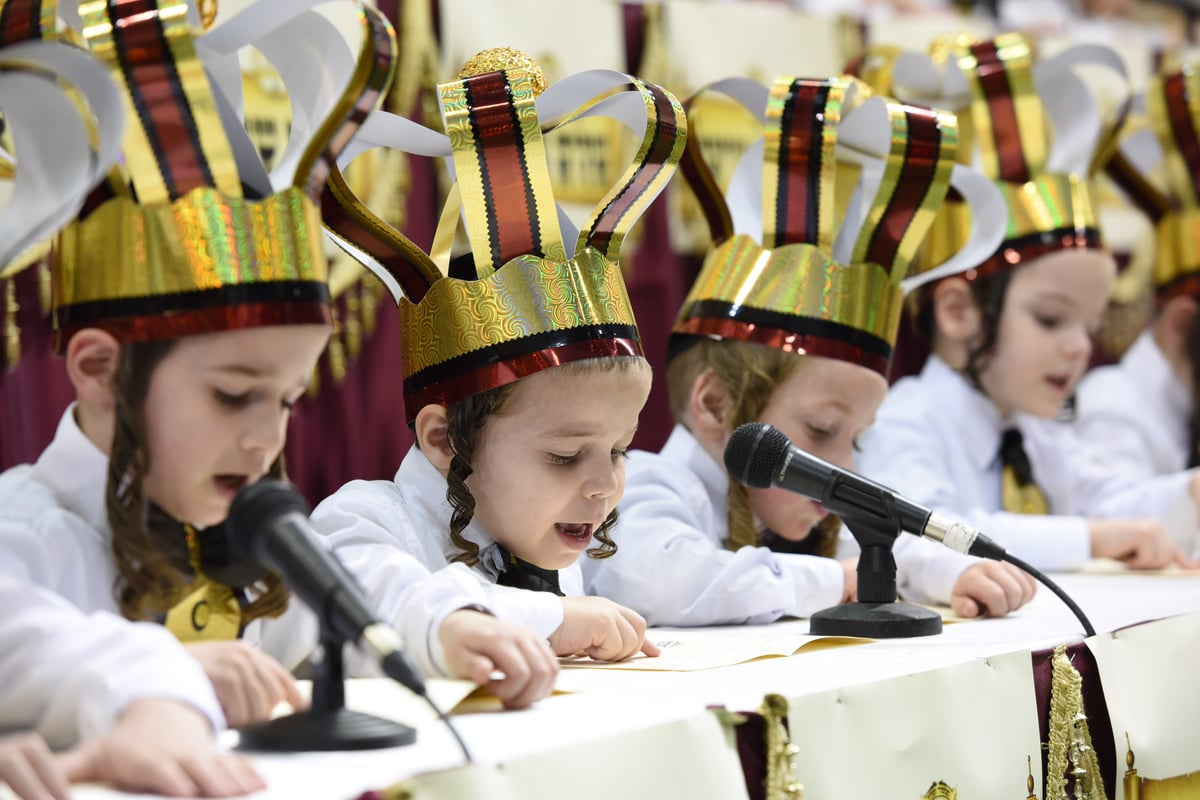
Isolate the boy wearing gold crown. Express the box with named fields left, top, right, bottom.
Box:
left=0, top=0, right=564, bottom=755
left=856, top=34, right=1195, bottom=595
left=1075, top=64, right=1200, bottom=559
left=583, top=73, right=1036, bottom=624
left=310, top=49, right=686, bottom=663
left=0, top=3, right=268, bottom=796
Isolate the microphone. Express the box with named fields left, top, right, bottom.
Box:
left=723, top=423, right=1006, bottom=561
left=225, top=479, right=426, bottom=696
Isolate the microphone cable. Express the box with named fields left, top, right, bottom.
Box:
left=420, top=693, right=474, bottom=765
left=998, top=552, right=1096, bottom=637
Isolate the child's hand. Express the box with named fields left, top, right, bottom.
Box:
left=60, top=698, right=264, bottom=797
left=950, top=562, right=1037, bottom=618
left=185, top=640, right=308, bottom=727
left=551, top=597, right=661, bottom=662
left=1088, top=518, right=1198, bottom=569
left=839, top=557, right=858, bottom=603
left=0, top=732, right=70, bottom=800
left=438, top=609, right=558, bottom=709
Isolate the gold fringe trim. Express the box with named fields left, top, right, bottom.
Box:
left=760, top=693, right=803, bottom=800
left=1046, top=645, right=1106, bottom=800
left=3, top=278, right=18, bottom=370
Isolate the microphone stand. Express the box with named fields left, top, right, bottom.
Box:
left=237, top=632, right=416, bottom=752
left=810, top=494, right=943, bottom=638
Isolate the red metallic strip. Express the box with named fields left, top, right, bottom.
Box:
left=673, top=316, right=890, bottom=376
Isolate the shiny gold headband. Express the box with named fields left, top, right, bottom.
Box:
left=41, top=0, right=397, bottom=350
left=674, top=75, right=958, bottom=375
left=323, top=49, right=686, bottom=424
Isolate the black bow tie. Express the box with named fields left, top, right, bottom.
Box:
left=494, top=548, right=563, bottom=596
left=145, top=504, right=271, bottom=589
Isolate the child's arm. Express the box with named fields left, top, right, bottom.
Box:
left=437, top=609, right=558, bottom=708
left=549, top=596, right=660, bottom=661
left=585, top=456, right=844, bottom=626
left=59, top=697, right=263, bottom=797
left=0, top=578, right=225, bottom=749
left=183, top=640, right=309, bottom=728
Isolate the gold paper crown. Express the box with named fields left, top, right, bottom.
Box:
left=43, top=0, right=398, bottom=352
left=1106, top=63, right=1200, bottom=304
left=673, top=75, right=958, bottom=375
left=884, top=34, right=1119, bottom=279
left=323, top=48, right=686, bottom=424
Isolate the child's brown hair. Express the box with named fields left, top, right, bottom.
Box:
left=106, top=340, right=290, bottom=624
left=667, top=338, right=840, bottom=556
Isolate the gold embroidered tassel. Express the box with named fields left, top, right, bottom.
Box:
left=760, top=693, right=803, bottom=800
left=1045, top=645, right=1105, bottom=800
left=3, top=278, right=18, bottom=370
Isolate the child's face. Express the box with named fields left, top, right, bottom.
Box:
left=978, top=250, right=1114, bottom=419
left=747, top=356, right=887, bottom=541
left=466, top=360, right=652, bottom=570
left=140, top=324, right=330, bottom=526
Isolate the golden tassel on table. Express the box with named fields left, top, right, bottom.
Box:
left=760, top=693, right=803, bottom=800
left=3, top=278, right=18, bottom=370
left=1045, top=645, right=1105, bottom=800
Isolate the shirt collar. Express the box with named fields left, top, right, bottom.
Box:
left=660, top=424, right=729, bottom=509
left=395, top=446, right=507, bottom=580
left=34, top=404, right=110, bottom=533
left=922, top=355, right=1008, bottom=470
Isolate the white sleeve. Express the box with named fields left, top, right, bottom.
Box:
left=585, top=461, right=845, bottom=626
left=1074, top=376, right=1159, bottom=483
left=0, top=578, right=224, bottom=749
left=312, top=484, right=561, bottom=675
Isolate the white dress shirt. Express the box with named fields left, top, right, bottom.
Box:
left=311, top=446, right=569, bottom=641
left=856, top=356, right=1195, bottom=602
left=582, top=425, right=845, bottom=626
left=1075, top=332, right=1199, bottom=554
left=0, top=576, right=222, bottom=748
left=0, top=407, right=490, bottom=734
left=1076, top=331, right=1192, bottom=478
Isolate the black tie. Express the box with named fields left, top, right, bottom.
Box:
left=998, top=428, right=1050, bottom=515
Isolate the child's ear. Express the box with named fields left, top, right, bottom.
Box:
left=689, top=367, right=732, bottom=443
left=414, top=404, right=454, bottom=473
left=65, top=328, right=121, bottom=413
left=931, top=277, right=981, bottom=344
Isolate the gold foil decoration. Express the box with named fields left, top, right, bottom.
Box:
left=197, top=0, right=217, bottom=30
left=761, top=694, right=803, bottom=800
left=400, top=248, right=637, bottom=375
left=1045, top=645, right=1105, bottom=800
left=53, top=186, right=327, bottom=307
left=680, top=235, right=905, bottom=346
left=920, top=781, right=957, bottom=800
left=457, top=47, right=546, bottom=96
left=1123, top=732, right=1200, bottom=799
left=163, top=525, right=241, bottom=643
left=1000, top=465, right=1050, bottom=515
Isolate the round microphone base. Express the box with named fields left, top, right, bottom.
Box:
left=810, top=601, right=942, bottom=639
left=236, top=708, right=417, bottom=752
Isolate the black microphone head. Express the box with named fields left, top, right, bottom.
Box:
left=724, top=423, right=792, bottom=489
left=225, top=479, right=310, bottom=564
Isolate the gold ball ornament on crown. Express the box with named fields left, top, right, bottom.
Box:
left=458, top=46, right=547, bottom=96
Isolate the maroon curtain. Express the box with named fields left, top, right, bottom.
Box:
left=0, top=266, right=75, bottom=468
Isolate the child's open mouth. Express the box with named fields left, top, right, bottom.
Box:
left=1045, top=375, right=1070, bottom=393
left=555, top=522, right=594, bottom=549
left=214, top=474, right=249, bottom=496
